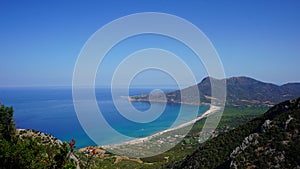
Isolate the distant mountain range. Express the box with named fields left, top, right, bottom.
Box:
left=168, top=97, right=300, bottom=169
left=130, top=76, right=300, bottom=106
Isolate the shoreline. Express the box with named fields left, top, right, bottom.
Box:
left=102, top=105, right=221, bottom=148
left=128, top=96, right=210, bottom=106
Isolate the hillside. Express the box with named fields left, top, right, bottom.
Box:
left=168, top=97, right=300, bottom=169
left=0, top=105, right=78, bottom=169
left=130, top=76, right=300, bottom=106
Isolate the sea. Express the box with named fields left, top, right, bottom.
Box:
left=0, top=87, right=209, bottom=148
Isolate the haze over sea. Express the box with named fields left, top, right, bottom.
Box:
left=0, top=87, right=208, bottom=148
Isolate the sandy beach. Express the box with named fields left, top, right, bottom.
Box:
left=102, top=105, right=221, bottom=148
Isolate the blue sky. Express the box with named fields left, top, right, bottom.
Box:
left=0, top=0, right=300, bottom=87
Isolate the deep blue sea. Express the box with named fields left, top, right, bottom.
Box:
left=0, top=87, right=208, bottom=148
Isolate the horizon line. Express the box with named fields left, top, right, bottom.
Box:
left=0, top=75, right=299, bottom=88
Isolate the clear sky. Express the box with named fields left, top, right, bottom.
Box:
left=0, top=0, right=300, bottom=87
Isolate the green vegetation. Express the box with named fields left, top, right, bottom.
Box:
left=72, top=106, right=267, bottom=168
left=191, top=106, right=267, bottom=133
left=170, top=98, right=300, bottom=169
left=230, top=101, right=300, bottom=168
left=5, top=100, right=298, bottom=169
left=0, top=104, right=76, bottom=169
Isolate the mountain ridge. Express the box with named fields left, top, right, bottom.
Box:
left=168, top=97, right=300, bottom=169
left=130, top=76, right=300, bottom=106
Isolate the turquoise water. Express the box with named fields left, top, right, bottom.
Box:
left=0, top=87, right=208, bottom=148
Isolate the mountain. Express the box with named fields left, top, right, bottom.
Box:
left=168, top=97, right=300, bottom=169
left=130, top=76, right=300, bottom=106
left=225, top=76, right=300, bottom=106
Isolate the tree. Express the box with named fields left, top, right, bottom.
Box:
left=0, top=104, right=77, bottom=168
left=0, top=105, right=15, bottom=141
